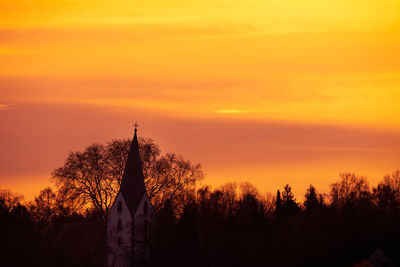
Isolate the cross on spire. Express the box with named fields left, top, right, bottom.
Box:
left=133, top=122, right=139, bottom=134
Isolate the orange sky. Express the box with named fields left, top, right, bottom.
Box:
left=1, top=0, right=400, bottom=200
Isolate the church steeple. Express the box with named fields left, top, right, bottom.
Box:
left=119, top=124, right=146, bottom=216
left=107, top=124, right=156, bottom=267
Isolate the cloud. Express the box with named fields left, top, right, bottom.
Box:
left=0, top=104, right=14, bottom=110
left=1, top=73, right=399, bottom=129
left=214, top=109, right=252, bottom=114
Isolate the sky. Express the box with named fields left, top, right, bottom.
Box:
left=1, top=0, right=400, bottom=200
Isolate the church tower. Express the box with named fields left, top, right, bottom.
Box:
left=107, top=126, right=156, bottom=267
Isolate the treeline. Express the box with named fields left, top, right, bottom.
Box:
left=0, top=187, right=105, bottom=266
left=1, top=171, right=400, bottom=266
left=153, top=171, right=400, bottom=266
left=1, top=137, right=399, bottom=266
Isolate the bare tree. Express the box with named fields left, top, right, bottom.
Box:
left=0, top=189, right=24, bottom=212
left=373, top=170, right=400, bottom=210
left=28, top=187, right=59, bottom=225
left=330, top=173, right=371, bottom=210
left=146, top=152, right=203, bottom=212
left=52, top=137, right=203, bottom=220
left=219, top=182, right=238, bottom=215
left=261, top=192, right=276, bottom=215
left=381, top=170, right=400, bottom=192
left=52, top=144, right=118, bottom=221
left=239, top=182, right=259, bottom=198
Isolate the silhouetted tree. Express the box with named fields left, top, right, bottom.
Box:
left=280, top=184, right=300, bottom=218
left=52, top=143, right=118, bottom=221
left=373, top=170, right=400, bottom=211
left=0, top=190, right=34, bottom=266
left=52, top=137, right=203, bottom=220
left=29, top=187, right=58, bottom=225
left=330, top=173, right=371, bottom=212
left=0, top=189, right=24, bottom=212
left=304, top=184, right=325, bottom=213
left=237, top=184, right=266, bottom=228
left=282, top=184, right=295, bottom=201
left=239, top=181, right=259, bottom=197
left=147, top=152, right=203, bottom=213
left=275, top=189, right=282, bottom=218
left=382, top=170, right=400, bottom=192
left=219, top=182, right=237, bottom=217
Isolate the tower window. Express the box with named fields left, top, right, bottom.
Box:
left=117, top=201, right=122, bottom=212
left=144, top=201, right=148, bottom=214
left=117, top=219, right=122, bottom=231
left=117, top=238, right=121, bottom=246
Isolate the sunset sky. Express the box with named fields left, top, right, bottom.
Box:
left=1, top=0, right=400, bottom=200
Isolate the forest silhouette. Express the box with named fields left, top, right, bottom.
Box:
left=1, top=137, right=400, bottom=266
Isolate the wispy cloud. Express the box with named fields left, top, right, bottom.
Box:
left=214, top=109, right=252, bottom=114
left=0, top=104, right=11, bottom=110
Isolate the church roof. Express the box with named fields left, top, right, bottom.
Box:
left=119, top=128, right=146, bottom=217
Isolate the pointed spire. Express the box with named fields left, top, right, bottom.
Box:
left=120, top=125, right=146, bottom=216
